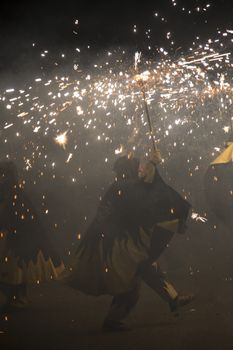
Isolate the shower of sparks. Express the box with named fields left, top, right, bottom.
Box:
left=1, top=37, right=233, bottom=184
left=1, top=3, right=233, bottom=238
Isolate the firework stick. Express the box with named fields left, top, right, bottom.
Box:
left=140, top=84, right=157, bottom=151
left=134, top=53, right=157, bottom=152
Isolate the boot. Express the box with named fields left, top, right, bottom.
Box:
left=169, top=294, right=194, bottom=313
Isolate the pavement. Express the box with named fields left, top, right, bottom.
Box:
left=1, top=259, right=233, bottom=350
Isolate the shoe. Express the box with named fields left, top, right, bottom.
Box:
left=102, top=320, right=131, bottom=332
left=169, top=294, right=194, bottom=313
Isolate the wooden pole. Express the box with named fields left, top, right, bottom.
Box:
left=139, top=81, right=157, bottom=151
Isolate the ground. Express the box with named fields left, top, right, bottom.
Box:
left=1, top=220, right=233, bottom=350
left=1, top=255, right=233, bottom=350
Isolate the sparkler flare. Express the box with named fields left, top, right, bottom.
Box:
left=55, top=131, right=68, bottom=148
left=191, top=212, right=208, bottom=223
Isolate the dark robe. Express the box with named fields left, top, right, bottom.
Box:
left=65, top=165, right=191, bottom=296
left=0, top=184, right=64, bottom=285
left=121, top=170, right=191, bottom=260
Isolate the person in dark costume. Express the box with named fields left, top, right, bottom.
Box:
left=0, top=161, right=65, bottom=310
left=204, top=133, right=233, bottom=232
left=64, top=150, right=193, bottom=331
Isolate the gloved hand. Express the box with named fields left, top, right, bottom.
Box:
left=150, top=149, right=162, bottom=165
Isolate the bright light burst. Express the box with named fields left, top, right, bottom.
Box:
left=55, top=131, right=68, bottom=148
left=1, top=3, right=233, bottom=227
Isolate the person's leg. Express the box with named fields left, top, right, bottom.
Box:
left=0, top=283, right=29, bottom=309
left=0, top=283, right=15, bottom=311
left=140, top=261, right=178, bottom=303
left=10, top=283, right=29, bottom=308
left=103, top=284, right=140, bottom=331
left=140, top=261, right=194, bottom=312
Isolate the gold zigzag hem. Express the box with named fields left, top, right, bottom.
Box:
left=0, top=250, right=65, bottom=285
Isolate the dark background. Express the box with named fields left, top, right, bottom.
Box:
left=1, top=0, right=233, bottom=69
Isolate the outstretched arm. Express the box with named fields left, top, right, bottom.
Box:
left=143, top=149, right=162, bottom=183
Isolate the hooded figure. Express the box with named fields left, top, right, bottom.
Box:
left=204, top=133, right=233, bottom=231
left=66, top=153, right=145, bottom=296
left=63, top=150, right=193, bottom=331
left=0, top=161, right=64, bottom=309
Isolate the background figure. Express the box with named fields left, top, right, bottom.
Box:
left=204, top=134, right=233, bottom=232
left=0, top=161, right=64, bottom=311
left=64, top=150, right=193, bottom=331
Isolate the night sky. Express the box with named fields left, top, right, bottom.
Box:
left=1, top=0, right=233, bottom=74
